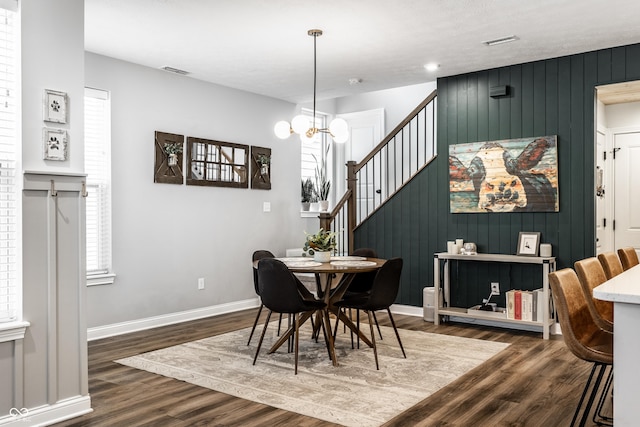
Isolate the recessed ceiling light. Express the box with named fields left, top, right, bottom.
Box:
left=483, top=36, right=519, bottom=46
left=160, top=66, right=189, bottom=75
left=424, top=63, right=439, bottom=72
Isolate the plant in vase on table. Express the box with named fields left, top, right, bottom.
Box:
left=303, top=228, right=337, bottom=262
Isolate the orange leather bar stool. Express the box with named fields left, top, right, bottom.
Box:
left=617, top=247, right=639, bottom=271
left=549, top=268, right=613, bottom=427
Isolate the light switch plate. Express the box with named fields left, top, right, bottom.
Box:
left=263, top=202, right=271, bottom=212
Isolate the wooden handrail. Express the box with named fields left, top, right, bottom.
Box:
left=319, top=188, right=351, bottom=232
left=354, top=90, right=437, bottom=173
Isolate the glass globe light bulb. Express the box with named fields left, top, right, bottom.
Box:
left=329, top=118, right=349, bottom=143
left=291, top=115, right=311, bottom=135
left=273, top=120, right=291, bottom=139
left=274, top=121, right=292, bottom=139
left=299, top=131, right=315, bottom=144
left=332, top=132, right=349, bottom=144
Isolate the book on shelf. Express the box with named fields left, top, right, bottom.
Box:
left=521, top=291, right=533, bottom=321
left=506, top=290, right=515, bottom=319
left=506, top=289, right=545, bottom=322
left=533, top=288, right=547, bottom=323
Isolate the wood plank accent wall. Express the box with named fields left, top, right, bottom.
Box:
left=355, top=43, right=640, bottom=308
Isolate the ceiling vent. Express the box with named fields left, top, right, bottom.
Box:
left=483, top=36, right=518, bottom=47
left=160, top=66, right=189, bottom=75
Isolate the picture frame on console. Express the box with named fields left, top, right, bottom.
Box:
left=516, top=232, right=540, bottom=256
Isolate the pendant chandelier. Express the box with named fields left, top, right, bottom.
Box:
left=274, top=29, right=349, bottom=144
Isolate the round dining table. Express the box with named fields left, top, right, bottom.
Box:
left=253, top=256, right=387, bottom=366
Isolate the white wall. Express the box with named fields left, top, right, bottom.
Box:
left=21, top=0, right=85, bottom=173
left=296, top=81, right=436, bottom=135
left=82, top=54, right=435, bottom=331
left=605, top=101, right=640, bottom=128
left=85, top=53, right=315, bottom=328
left=334, top=81, right=437, bottom=131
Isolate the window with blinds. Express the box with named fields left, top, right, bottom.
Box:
left=300, top=109, right=327, bottom=182
left=84, top=88, right=113, bottom=282
left=0, top=4, right=17, bottom=322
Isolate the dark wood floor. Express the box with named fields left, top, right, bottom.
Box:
left=53, top=309, right=611, bottom=427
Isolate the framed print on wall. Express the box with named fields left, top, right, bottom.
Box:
left=43, top=89, right=68, bottom=123
left=154, top=131, right=185, bottom=184
left=250, top=146, right=271, bottom=190
left=516, top=232, right=540, bottom=256
left=449, top=136, right=558, bottom=213
left=43, top=128, right=68, bottom=161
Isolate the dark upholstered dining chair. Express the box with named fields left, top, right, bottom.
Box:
left=344, top=248, right=379, bottom=295
left=549, top=268, right=613, bottom=427
left=253, top=258, right=328, bottom=374
left=597, top=252, right=624, bottom=280
left=248, top=250, right=318, bottom=346
left=334, top=248, right=384, bottom=345
left=574, top=258, right=613, bottom=333
left=334, top=257, right=406, bottom=370
left=247, top=250, right=276, bottom=345
left=617, top=247, right=639, bottom=271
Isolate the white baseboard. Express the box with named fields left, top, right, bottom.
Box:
left=87, top=300, right=559, bottom=342
left=87, top=298, right=260, bottom=341
left=0, top=395, right=92, bottom=427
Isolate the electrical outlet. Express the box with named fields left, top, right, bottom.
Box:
left=490, top=282, right=500, bottom=295
left=198, top=277, right=205, bottom=290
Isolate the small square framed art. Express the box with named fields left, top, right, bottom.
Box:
left=43, top=128, right=68, bottom=161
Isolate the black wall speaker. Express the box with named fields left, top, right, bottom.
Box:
left=490, top=85, right=509, bottom=98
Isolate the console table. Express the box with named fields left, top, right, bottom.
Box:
left=433, top=252, right=556, bottom=339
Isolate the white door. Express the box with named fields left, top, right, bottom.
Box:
left=614, top=131, right=640, bottom=251
left=335, top=109, right=384, bottom=219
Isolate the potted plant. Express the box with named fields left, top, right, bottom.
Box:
left=303, top=228, right=337, bottom=262
left=301, top=177, right=314, bottom=211
left=313, top=150, right=331, bottom=211
left=255, top=153, right=271, bottom=176
left=164, top=142, right=183, bottom=166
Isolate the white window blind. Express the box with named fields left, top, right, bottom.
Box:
left=0, top=5, right=18, bottom=323
left=84, top=88, right=112, bottom=278
left=300, top=109, right=326, bottom=182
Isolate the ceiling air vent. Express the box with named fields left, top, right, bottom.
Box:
left=483, top=35, right=518, bottom=47
left=160, top=66, right=189, bottom=75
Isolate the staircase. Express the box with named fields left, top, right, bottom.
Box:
left=320, top=90, right=437, bottom=254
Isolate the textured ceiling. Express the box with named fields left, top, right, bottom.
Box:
left=85, top=0, right=640, bottom=104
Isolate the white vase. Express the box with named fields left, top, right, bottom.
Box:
left=319, top=200, right=329, bottom=211
left=168, top=153, right=178, bottom=166
left=313, top=251, right=331, bottom=263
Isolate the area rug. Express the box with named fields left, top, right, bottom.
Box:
left=117, top=322, right=510, bottom=427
